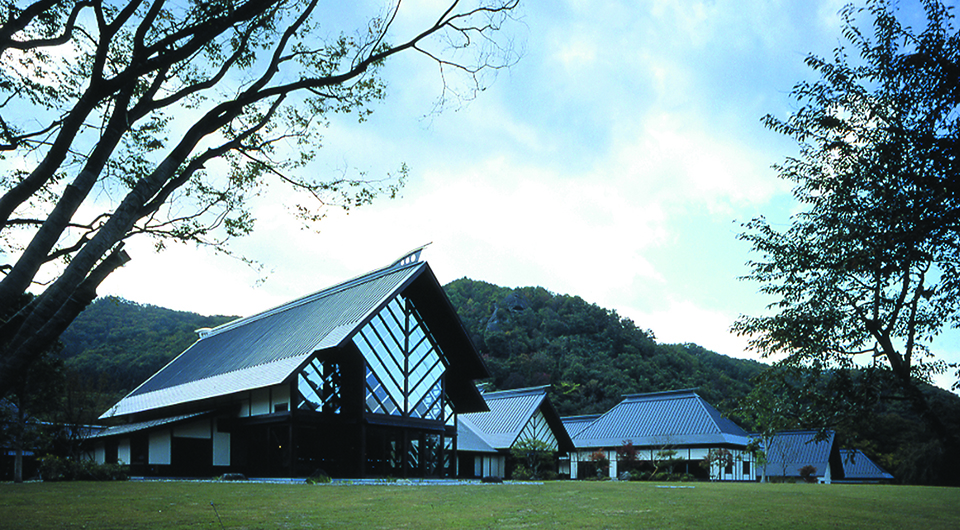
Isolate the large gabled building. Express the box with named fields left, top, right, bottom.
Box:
left=567, top=389, right=755, bottom=480
left=92, top=248, right=489, bottom=479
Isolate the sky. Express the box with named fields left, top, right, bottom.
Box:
left=95, top=0, right=958, bottom=389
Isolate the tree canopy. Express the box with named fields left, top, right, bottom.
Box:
left=734, top=0, right=959, bottom=449
left=0, top=0, right=521, bottom=398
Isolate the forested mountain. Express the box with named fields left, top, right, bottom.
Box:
left=60, top=297, right=235, bottom=395
left=443, top=278, right=765, bottom=416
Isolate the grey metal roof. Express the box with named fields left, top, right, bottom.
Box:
left=93, top=412, right=209, bottom=438
left=458, top=386, right=575, bottom=452
left=840, top=449, right=894, bottom=481
left=457, top=421, right=499, bottom=453
left=459, top=387, right=548, bottom=449
left=755, top=430, right=841, bottom=479
left=100, top=251, right=488, bottom=419
left=561, top=414, right=601, bottom=439
left=571, top=389, right=751, bottom=449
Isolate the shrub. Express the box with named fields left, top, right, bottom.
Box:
left=306, top=469, right=332, bottom=484
left=39, top=456, right=128, bottom=482
left=511, top=465, right=533, bottom=480
left=510, top=439, right=556, bottom=480
left=588, top=450, right=610, bottom=479
left=799, top=465, right=818, bottom=483
left=541, top=470, right=559, bottom=481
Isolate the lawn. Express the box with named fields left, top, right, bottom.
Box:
left=0, top=480, right=957, bottom=529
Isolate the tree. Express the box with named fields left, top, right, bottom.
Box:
left=616, top=439, right=638, bottom=474
left=2, top=337, right=66, bottom=482
left=733, top=0, right=960, bottom=447
left=701, top=448, right=733, bottom=481
left=588, top=449, right=609, bottom=479
left=509, top=438, right=554, bottom=480
left=0, top=0, right=521, bottom=398
left=650, top=445, right=680, bottom=478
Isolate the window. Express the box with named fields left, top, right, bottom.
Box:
left=274, top=403, right=288, bottom=412
left=743, top=461, right=751, bottom=475
left=297, top=358, right=342, bottom=413
left=355, top=294, right=448, bottom=420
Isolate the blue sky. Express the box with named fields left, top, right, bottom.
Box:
left=99, top=0, right=958, bottom=388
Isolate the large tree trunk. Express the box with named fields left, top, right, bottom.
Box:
left=0, top=247, right=130, bottom=398
left=13, top=405, right=24, bottom=484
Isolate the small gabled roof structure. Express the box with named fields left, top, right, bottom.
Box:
left=840, top=449, right=894, bottom=483
left=458, top=386, right=575, bottom=453
left=757, top=430, right=844, bottom=481
left=571, top=389, right=751, bottom=449
left=100, top=247, right=488, bottom=420
left=457, top=421, right=499, bottom=454
left=561, top=414, right=601, bottom=440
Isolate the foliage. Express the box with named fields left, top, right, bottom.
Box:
left=59, top=296, right=234, bottom=394
left=2, top=313, right=66, bottom=482
left=509, top=465, right=533, bottom=481
left=305, top=469, right=332, bottom=485
left=701, top=448, right=734, bottom=481
left=509, top=438, right=555, bottom=480
left=616, top=440, right=638, bottom=472
left=799, top=465, right=817, bottom=484
left=588, top=450, right=609, bottom=479
left=444, top=278, right=765, bottom=416
left=37, top=455, right=128, bottom=482
left=651, top=447, right=681, bottom=476
left=734, top=0, right=960, bottom=471
left=0, top=0, right=522, bottom=399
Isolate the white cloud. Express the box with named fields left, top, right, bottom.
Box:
left=627, top=298, right=756, bottom=358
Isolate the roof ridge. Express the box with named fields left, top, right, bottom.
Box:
left=201, top=260, right=423, bottom=339
left=621, top=388, right=699, bottom=400
left=562, top=414, right=601, bottom=420
left=481, top=385, right=550, bottom=398
left=691, top=392, right=725, bottom=434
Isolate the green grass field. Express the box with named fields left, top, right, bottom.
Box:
left=0, top=480, right=957, bottom=529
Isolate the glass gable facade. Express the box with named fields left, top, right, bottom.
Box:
left=297, top=358, right=342, bottom=414
left=354, top=294, right=448, bottom=421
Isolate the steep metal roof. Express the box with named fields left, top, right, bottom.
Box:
left=840, top=449, right=894, bottom=481
left=93, top=412, right=209, bottom=438
left=458, top=386, right=575, bottom=452
left=457, top=421, right=499, bottom=453
left=561, top=414, right=601, bottom=439
left=571, top=389, right=751, bottom=449
left=100, top=250, right=488, bottom=419
left=756, top=430, right=843, bottom=479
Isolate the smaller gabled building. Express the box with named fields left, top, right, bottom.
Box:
left=457, top=386, right=574, bottom=479
left=838, top=449, right=893, bottom=484
left=568, top=389, right=754, bottom=480
left=561, top=414, right=601, bottom=440
left=754, top=430, right=844, bottom=484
